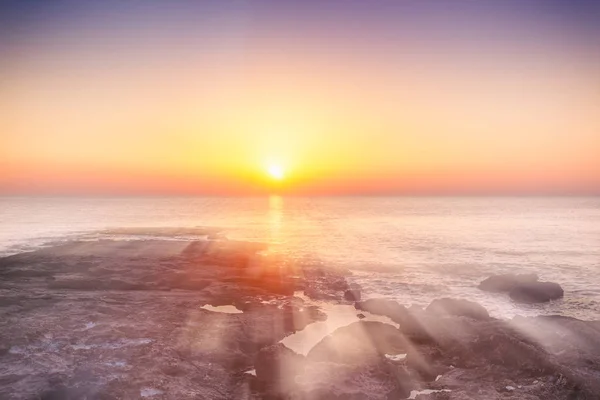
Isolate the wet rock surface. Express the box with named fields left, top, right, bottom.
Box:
left=478, top=273, right=539, bottom=293
left=254, top=343, right=305, bottom=395
left=425, top=298, right=490, bottom=320
left=307, top=321, right=408, bottom=364
left=509, top=281, right=565, bottom=303
left=478, top=273, right=564, bottom=303
left=343, top=283, right=362, bottom=302
left=355, top=298, right=410, bottom=323
left=0, top=237, right=598, bottom=399
left=0, top=239, right=335, bottom=399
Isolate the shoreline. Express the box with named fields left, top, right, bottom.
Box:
left=0, top=235, right=598, bottom=398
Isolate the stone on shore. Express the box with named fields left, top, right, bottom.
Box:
left=509, top=282, right=564, bottom=303
left=344, top=283, right=362, bottom=301
left=355, top=299, right=435, bottom=343
left=294, top=361, right=414, bottom=400
left=425, top=298, right=490, bottom=320
left=478, top=273, right=539, bottom=292
left=355, top=298, right=409, bottom=323
left=307, top=321, right=408, bottom=364
left=254, top=343, right=306, bottom=394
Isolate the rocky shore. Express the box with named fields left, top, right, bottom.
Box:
left=0, top=234, right=598, bottom=399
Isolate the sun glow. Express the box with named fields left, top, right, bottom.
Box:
left=267, top=164, right=285, bottom=181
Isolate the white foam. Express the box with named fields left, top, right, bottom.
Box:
left=408, top=389, right=451, bottom=399
left=385, top=353, right=407, bottom=361
left=244, top=369, right=256, bottom=376
left=105, top=361, right=127, bottom=368
left=201, top=305, right=243, bottom=314
left=293, top=291, right=311, bottom=302
left=84, top=322, right=97, bottom=330
left=140, top=388, right=164, bottom=397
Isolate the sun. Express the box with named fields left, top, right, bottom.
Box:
left=266, top=164, right=285, bottom=180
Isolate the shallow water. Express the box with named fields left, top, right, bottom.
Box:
left=408, top=389, right=452, bottom=399
left=280, top=293, right=399, bottom=355
left=200, top=305, right=244, bottom=314
left=1, top=196, right=599, bottom=319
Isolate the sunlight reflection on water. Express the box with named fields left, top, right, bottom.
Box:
left=1, top=196, right=598, bottom=319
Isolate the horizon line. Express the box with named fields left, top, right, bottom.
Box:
left=1, top=193, right=599, bottom=199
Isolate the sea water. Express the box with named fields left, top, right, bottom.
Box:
left=1, top=196, right=598, bottom=319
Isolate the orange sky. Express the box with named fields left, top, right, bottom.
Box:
left=1, top=1, right=599, bottom=195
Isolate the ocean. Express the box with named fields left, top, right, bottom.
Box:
left=1, top=196, right=599, bottom=320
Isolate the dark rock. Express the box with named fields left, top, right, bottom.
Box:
left=475, top=330, right=553, bottom=373
left=330, top=277, right=349, bottom=291
left=406, top=347, right=445, bottom=382
left=169, top=277, right=211, bottom=291
left=478, top=273, right=563, bottom=304
left=294, top=361, right=415, bottom=400
left=255, top=343, right=306, bottom=394
left=509, top=315, right=600, bottom=397
left=344, top=283, right=362, bottom=301
left=426, top=298, right=490, bottom=320
left=343, top=290, right=358, bottom=300
left=357, top=313, right=366, bottom=319
left=355, top=298, right=410, bottom=323
left=355, top=299, right=435, bottom=343
left=40, top=385, right=93, bottom=400
left=509, top=282, right=564, bottom=303
left=397, top=313, right=554, bottom=375
left=400, top=312, right=437, bottom=344
left=478, top=273, right=538, bottom=292
left=307, top=321, right=408, bottom=364
left=511, top=315, right=600, bottom=358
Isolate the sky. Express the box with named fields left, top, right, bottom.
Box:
left=1, top=0, right=599, bottom=195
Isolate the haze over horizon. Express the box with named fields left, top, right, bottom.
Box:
left=1, top=0, right=599, bottom=196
